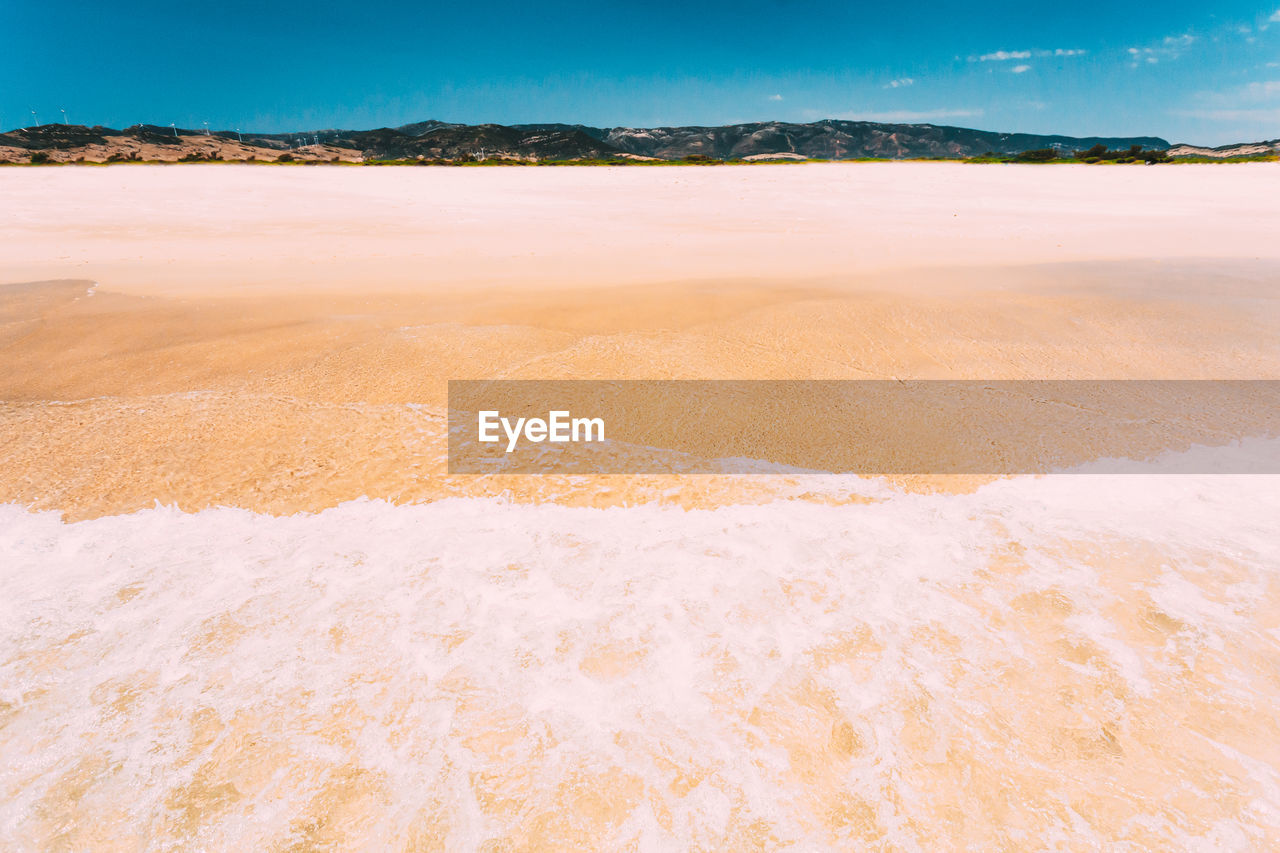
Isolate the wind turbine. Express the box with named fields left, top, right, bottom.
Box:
left=235, top=128, right=243, bottom=142
left=203, top=121, right=210, bottom=136
left=30, top=108, right=39, bottom=127
left=170, top=122, right=178, bottom=137
left=60, top=108, right=68, bottom=125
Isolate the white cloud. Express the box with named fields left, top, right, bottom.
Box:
left=1127, top=33, right=1196, bottom=66
left=841, top=109, right=983, bottom=123
left=1190, top=79, right=1280, bottom=107
left=1271, top=9, right=1280, bottom=22
left=883, top=78, right=915, bottom=89
left=1011, top=65, right=1031, bottom=73
left=975, top=48, right=1085, bottom=62
left=978, top=50, right=1031, bottom=61
left=1176, top=79, right=1280, bottom=133
left=767, top=94, right=784, bottom=101
left=1241, top=80, right=1280, bottom=99
left=1173, top=107, right=1280, bottom=122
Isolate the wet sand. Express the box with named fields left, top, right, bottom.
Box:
left=2, top=257, right=1279, bottom=517
left=3, top=162, right=1280, bottom=519
left=3, top=164, right=1280, bottom=850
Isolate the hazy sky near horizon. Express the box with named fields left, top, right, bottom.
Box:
left=2, top=1, right=1278, bottom=145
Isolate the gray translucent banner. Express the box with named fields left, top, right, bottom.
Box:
left=447, top=380, right=1280, bottom=475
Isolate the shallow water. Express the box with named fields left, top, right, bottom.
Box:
left=3, top=451, right=1278, bottom=850
left=4, top=262, right=1279, bottom=520
left=4, top=167, right=1279, bottom=849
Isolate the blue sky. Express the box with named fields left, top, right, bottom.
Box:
left=2, top=1, right=1278, bottom=144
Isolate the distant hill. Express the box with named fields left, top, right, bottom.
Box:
left=0, top=119, right=1176, bottom=164
left=1166, top=139, right=1280, bottom=159
left=512, top=120, right=1169, bottom=161
left=0, top=124, right=362, bottom=164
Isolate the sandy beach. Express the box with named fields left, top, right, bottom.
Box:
left=3, top=165, right=1280, bottom=517
left=4, top=163, right=1280, bottom=296
left=2, top=164, right=1280, bottom=850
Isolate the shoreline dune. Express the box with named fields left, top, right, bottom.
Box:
left=3, top=165, right=1280, bottom=850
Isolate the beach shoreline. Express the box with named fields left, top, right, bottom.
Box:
left=3, top=165, right=1280, bottom=849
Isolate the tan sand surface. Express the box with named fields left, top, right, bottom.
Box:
left=2, top=165, right=1279, bottom=517
left=3, top=162, right=1279, bottom=296
left=3, top=165, right=1280, bottom=851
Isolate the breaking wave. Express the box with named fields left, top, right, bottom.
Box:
left=3, top=452, right=1279, bottom=850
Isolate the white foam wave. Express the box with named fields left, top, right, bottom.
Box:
left=2, top=465, right=1279, bottom=849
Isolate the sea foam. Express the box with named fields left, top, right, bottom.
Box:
left=2, top=456, right=1279, bottom=850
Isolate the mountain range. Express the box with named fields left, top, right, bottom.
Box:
left=0, top=119, right=1271, bottom=164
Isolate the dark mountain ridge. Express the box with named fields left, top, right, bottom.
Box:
left=506, top=120, right=1169, bottom=161
left=0, top=118, right=1175, bottom=163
